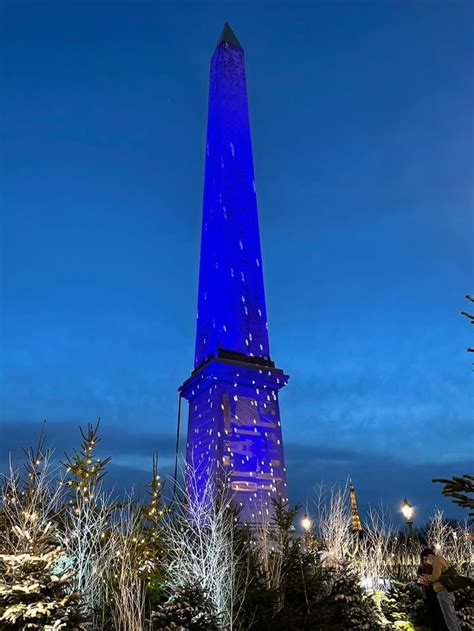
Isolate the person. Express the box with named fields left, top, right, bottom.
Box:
left=420, top=548, right=462, bottom=631
left=417, top=553, right=448, bottom=631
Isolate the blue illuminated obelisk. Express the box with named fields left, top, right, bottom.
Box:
left=180, top=23, right=289, bottom=523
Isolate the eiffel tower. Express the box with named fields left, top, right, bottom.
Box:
left=349, top=480, right=363, bottom=532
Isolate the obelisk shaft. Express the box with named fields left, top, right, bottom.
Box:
left=181, top=24, right=288, bottom=524
left=194, top=24, right=270, bottom=369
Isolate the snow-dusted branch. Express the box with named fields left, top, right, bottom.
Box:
left=58, top=486, right=115, bottom=621
left=107, top=496, right=147, bottom=631
left=356, top=504, right=395, bottom=589
left=313, top=482, right=355, bottom=566
left=164, top=464, right=246, bottom=629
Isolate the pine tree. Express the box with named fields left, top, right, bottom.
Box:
left=59, top=421, right=115, bottom=624
left=313, top=561, right=383, bottom=631
left=0, top=431, right=84, bottom=630
left=270, top=497, right=303, bottom=612
left=432, top=474, right=474, bottom=517
left=455, top=585, right=474, bottom=631
left=150, top=583, right=220, bottom=631
left=62, top=419, right=111, bottom=509
left=0, top=523, right=83, bottom=630
left=134, top=453, right=167, bottom=590
left=274, top=551, right=327, bottom=631
left=380, top=578, right=426, bottom=630
left=244, top=499, right=326, bottom=631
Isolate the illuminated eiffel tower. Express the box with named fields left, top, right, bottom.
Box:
left=179, top=23, right=289, bottom=523
left=349, top=480, right=363, bottom=532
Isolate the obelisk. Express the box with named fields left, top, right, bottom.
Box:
left=180, top=23, right=289, bottom=524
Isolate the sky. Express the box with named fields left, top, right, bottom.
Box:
left=1, top=0, right=473, bottom=525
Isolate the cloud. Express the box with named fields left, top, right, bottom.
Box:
left=279, top=352, right=473, bottom=466
left=1, top=420, right=470, bottom=524
left=285, top=440, right=472, bottom=523
left=0, top=419, right=178, bottom=501
left=0, top=419, right=176, bottom=491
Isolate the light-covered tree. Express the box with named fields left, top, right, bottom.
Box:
left=59, top=422, right=115, bottom=625
left=134, top=452, right=167, bottom=585
left=161, top=465, right=246, bottom=629
left=0, top=435, right=84, bottom=630
left=313, top=482, right=356, bottom=566
left=0, top=523, right=83, bottom=630
left=107, top=497, right=147, bottom=631
left=58, top=487, right=113, bottom=624
left=356, top=504, right=395, bottom=590
left=62, top=420, right=111, bottom=506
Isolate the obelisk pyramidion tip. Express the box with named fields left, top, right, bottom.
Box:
left=216, top=22, right=243, bottom=50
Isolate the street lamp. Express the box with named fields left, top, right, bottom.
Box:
left=301, top=513, right=314, bottom=553
left=302, top=513, right=312, bottom=532
left=401, top=498, right=414, bottom=536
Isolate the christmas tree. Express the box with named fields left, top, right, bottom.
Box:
left=0, top=527, right=83, bottom=630
left=136, top=451, right=167, bottom=585
left=313, top=561, right=383, bottom=631
left=150, top=583, right=219, bottom=631
left=59, top=421, right=115, bottom=624
left=380, top=578, right=426, bottom=630
left=0, top=432, right=84, bottom=630
left=455, top=585, right=474, bottom=631
left=62, top=419, right=111, bottom=508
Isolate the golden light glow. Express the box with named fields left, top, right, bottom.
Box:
left=401, top=498, right=413, bottom=522
left=301, top=513, right=312, bottom=531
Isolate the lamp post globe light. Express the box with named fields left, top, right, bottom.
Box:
left=401, top=498, right=414, bottom=536
left=302, top=514, right=312, bottom=532
left=301, top=513, right=314, bottom=554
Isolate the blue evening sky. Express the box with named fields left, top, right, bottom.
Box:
left=1, top=1, right=473, bottom=524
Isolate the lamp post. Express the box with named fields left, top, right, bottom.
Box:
left=299, top=513, right=312, bottom=613
left=302, top=513, right=312, bottom=532
left=401, top=498, right=414, bottom=537
left=301, top=513, right=313, bottom=552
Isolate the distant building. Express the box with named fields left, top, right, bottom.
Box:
left=180, top=23, right=289, bottom=523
